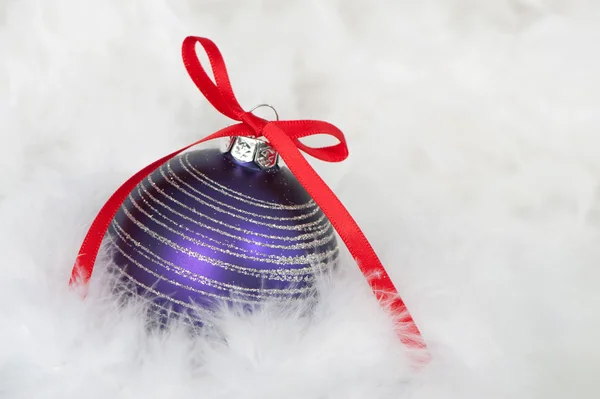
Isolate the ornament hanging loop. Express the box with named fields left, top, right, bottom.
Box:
left=248, top=103, right=280, bottom=121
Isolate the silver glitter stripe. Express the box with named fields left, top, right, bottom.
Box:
left=114, top=264, right=248, bottom=309
left=149, top=172, right=326, bottom=232
left=110, top=220, right=316, bottom=293
left=183, top=153, right=315, bottom=210
left=130, top=189, right=265, bottom=258
left=112, top=216, right=338, bottom=278
left=109, top=234, right=290, bottom=302
left=133, top=186, right=337, bottom=252
left=121, top=204, right=337, bottom=266
left=139, top=177, right=331, bottom=242
left=170, top=160, right=320, bottom=222
left=111, top=219, right=319, bottom=286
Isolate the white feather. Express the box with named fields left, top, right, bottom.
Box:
left=1, top=0, right=599, bottom=397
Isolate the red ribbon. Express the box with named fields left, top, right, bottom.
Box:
left=69, top=36, right=427, bottom=352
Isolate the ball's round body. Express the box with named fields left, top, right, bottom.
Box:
left=107, top=148, right=338, bottom=324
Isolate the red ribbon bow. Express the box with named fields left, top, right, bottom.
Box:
left=69, top=36, right=427, bottom=352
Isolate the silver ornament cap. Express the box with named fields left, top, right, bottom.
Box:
left=221, top=136, right=280, bottom=170
left=220, top=103, right=281, bottom=170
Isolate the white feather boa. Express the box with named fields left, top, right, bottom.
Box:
left=1, top=1, right=599, bottom=398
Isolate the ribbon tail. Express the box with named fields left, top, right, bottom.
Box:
left=262, top=123, right=427, bottom=350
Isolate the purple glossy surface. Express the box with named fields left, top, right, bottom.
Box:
left=107, top=148, right=338, bottom=324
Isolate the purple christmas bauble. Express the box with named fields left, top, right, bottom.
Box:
left=107, top=137, right=338, bottom=325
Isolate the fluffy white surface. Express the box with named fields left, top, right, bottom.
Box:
left=1, top=0, right=599, bottom=397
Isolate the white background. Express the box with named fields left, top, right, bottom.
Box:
left=1, top=1, right=599, bottom=398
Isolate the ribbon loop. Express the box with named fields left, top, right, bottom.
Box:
left=70, top=35, right=428, bottom=355
left=275, top=120, right=349, bottom=162
left=182, top=36, right=246, bottom=121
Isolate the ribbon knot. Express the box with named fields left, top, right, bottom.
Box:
left=69, top=35, right=428, bottom=355
left=239, top=111, right=268, bottom=136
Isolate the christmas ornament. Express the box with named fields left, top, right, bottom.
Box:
left=69, top=36, right=427, bottom=352
left=107, top=141, right=338, bottom=323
